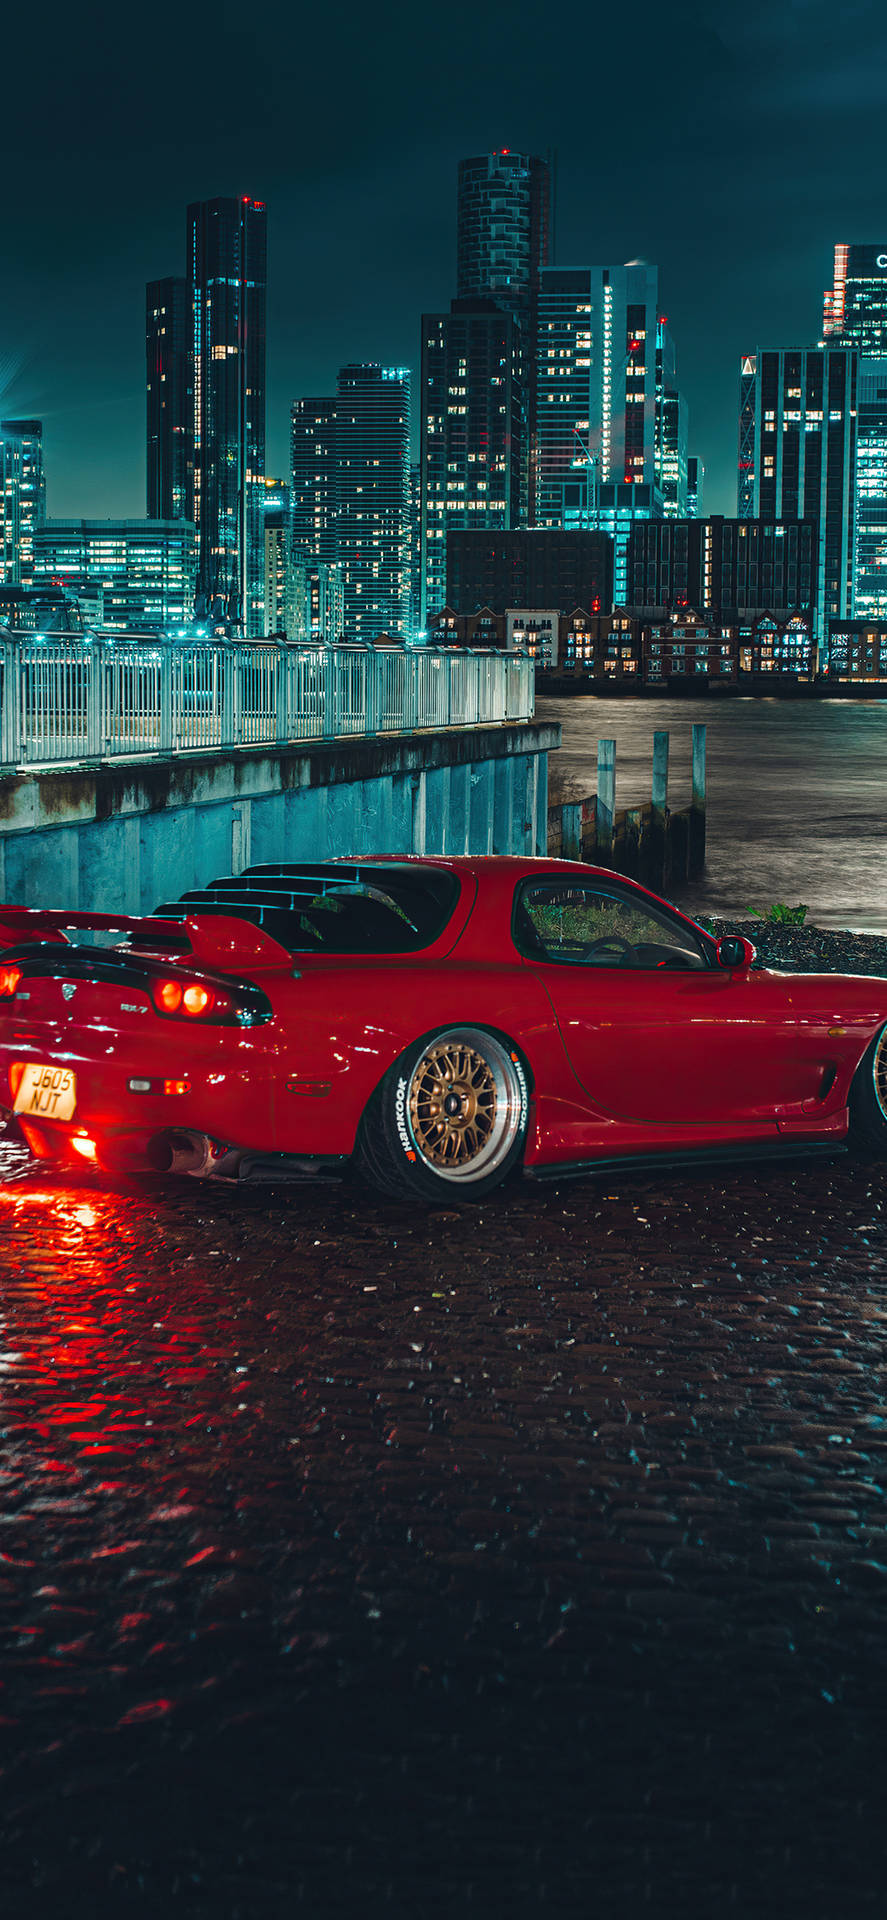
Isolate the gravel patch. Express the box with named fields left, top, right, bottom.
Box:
left=704, top=920, right=887, bottom=978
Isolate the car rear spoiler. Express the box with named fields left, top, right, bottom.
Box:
left=0, top=907, right=294, bottom=972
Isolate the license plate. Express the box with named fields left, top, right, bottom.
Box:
left=14, top=1063, right=77, bottom=1122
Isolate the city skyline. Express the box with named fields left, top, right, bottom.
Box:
left=2, top=1, right=884, bottom=523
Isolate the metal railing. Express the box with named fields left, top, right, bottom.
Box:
left=0, top=634, right=534, bottom=771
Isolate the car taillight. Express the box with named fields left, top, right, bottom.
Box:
left=150, top=976, right=233, bottom=1021
left=0, top=964, right=22, bottom=998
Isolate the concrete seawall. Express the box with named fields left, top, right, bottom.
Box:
left=0, top=721, right=559, bottom=911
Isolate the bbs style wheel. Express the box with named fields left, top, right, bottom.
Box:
left=849, top=1022, right=887, bottom=1157
left=355, top=1025, right=530, bottom=1202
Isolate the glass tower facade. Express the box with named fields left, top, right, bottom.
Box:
left=336, top=364, right=410, bottom=640
left=738, top=347, right=857, bottom=642
left=0, top=420, right=45, bottom=589
left=855, top=360, right=887, bottom=617
left=146, top=277, right=192, bottom=522
left=188, top=196, right=267, bottom=635
left=34, top=520, right=196, bottom=631
left=654, top=316, right=688, bottom=516
left=534, top=269, right=594, bottom=528
left=456, top=152, right=551, bottom=318
left=823, top=245, right=887, bottom=620
left=420, top=301, right=525, bottom=623
left=291, top=397, right=338, bottom=566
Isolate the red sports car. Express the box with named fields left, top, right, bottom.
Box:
left=1, top=855, right=886, bottom=1202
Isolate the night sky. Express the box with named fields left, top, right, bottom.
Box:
left=2, top=0, right=883, bottom=520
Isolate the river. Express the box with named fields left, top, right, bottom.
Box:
left=539, top=693, right=887, bottom=931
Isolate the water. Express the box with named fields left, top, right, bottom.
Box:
left=540, top=693, right=887, bottom=931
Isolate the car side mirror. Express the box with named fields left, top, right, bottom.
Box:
left=716, top=935, right=756, bottom=971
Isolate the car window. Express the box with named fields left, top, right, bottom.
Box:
left=161, top=866, right=461, bottom=955
left=514, top=880, right=707, bottom=970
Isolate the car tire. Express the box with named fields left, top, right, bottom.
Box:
left=355, top=1025, right=530, bottom=1203
left=849, top=1023, right=887, bottom=1155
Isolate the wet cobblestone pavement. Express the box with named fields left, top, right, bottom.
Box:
left=2, top=1126, right=887, bottom=1916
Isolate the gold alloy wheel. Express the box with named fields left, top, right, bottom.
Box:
left=874, top=1028, right=887, bottom=1119
left=406, top=1027, right=524, bottom=1184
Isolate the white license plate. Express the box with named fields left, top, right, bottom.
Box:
left=14, top=1063, right=77, bottom=1122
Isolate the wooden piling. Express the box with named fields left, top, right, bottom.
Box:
left=649, top=730, right=669, bottom=890
left=689, top=723, right=706, bottom=879
left=595, top=739, right=616, bottom=864
left=547, top=725, right=706, bottom=892
left=561, top=801, right=582, bottom=862
left=623, top=807, right=642, bottom=877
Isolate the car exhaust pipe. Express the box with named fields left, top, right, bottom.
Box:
left=147, top=1129, right=214, bottom=1176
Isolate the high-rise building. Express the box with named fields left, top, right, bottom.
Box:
left=686, top=456, right=704, bottom=518
left=261, top=477, right=305, bottom=639
left=534, top=268, right=594, bottom=528
left=0, top=420, right=45, bottom=588
left=291, top=397, right=338, bottom=566
left=146, top=277, right=192, bottom=521
left=823, top=245, right=887, bottom=354
left=304, top=564, right=344, bottom=645
left=589, top=263, right=660, bottom=491
left=456, top=151, right=551, bottom=317
left=456, top=150, right=551, bottom=552
left=854, top=359, right=887, bottom=617
left=626, top=515, right=817, bottom=618
left=420, top=300, right=526, bottom=622
left=738, top=347, right=857, bottom=641
left=336, top=364, right=410, bottom=641
left=823, top=247, right=887, bottom=621
left=34, top=520, right=196, bottom=631
left=188, top=195, right=267, bottom=634
left=654, top=316, right=688, bottom=517
left=409, top=461, right=422, bottom=638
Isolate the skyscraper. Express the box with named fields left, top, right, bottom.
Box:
left=336, top=364, right=410, bottom=640
left=34, top=519, right=196, bottom=630
left=686, top=456, right=704, bottom=519
left=188, top=195, right=267, bottom=635
left=0, top=420, right=45, bottom=589
left=146, top=277, right=192, bottom=522
left=823, top=245, right=887, bottom=619
left=854, top=360, right=887, bottom=617
left=738, top=347, right=857, bottom=641
left=291, top=397, right=338, bottom=565
left=823, top=245, right=887, bottom=353
left=590, top=263, right=660, bottom=490
left=420, top=300, right=525, bottom=622
left=654, top=316, right=688, bottom=517
left=534, top=268, right=594, bottom=528
left=456, top=152, right=551, bottom=317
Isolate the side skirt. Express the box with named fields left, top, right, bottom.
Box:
left=232, top=1152, right=348, bottom=1185
left=523, top=1140, right=848, bottom=1183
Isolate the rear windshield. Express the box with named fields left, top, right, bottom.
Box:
left=162, top=865, right=462, bottom=955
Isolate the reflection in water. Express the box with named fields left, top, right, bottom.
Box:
left=2, top=1124, right=887, bottom=1909
left=542, top=693, right=887, bottom=929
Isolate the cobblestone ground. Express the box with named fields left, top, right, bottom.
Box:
left=1, top=1124, right=887, bottom=1917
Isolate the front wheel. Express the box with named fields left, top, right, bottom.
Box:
left=849, top=1023, right=887, bottom=1155
left=355, top=1026, right=530, bottom=1202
